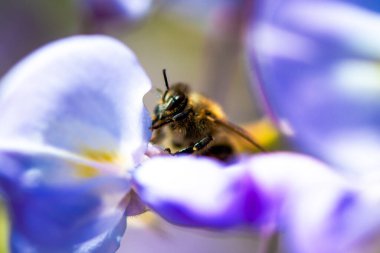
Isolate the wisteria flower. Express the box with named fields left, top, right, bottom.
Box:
left=0, top=35, right=151, bottom=252
left=133, top=1, right=380, bottom=253
left=77, top=0, right=153, bottom=32
left=135, top=153, right=380, bottom=253
left=3, top=1, right=380, bottom=253
left=249, top=0, right=380, bottom=180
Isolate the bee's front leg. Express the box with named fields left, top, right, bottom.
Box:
left=172, top=108, right=191, bottom=121
left=174, top=135, right=213, bottom=155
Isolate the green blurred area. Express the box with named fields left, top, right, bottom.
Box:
left=124, top=14, right=204, bottom=89
left=0, top=0, right=77, bottom=76
left=122, top=12, right=260, bottom=123
left=0, top=0, right=261, bottom=120
left=0, top=203, right=9, bottom=253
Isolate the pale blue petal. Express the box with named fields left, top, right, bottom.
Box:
left=249, top=1, right=380, bottom=179
left=134, top=156, right=269, bottom=228
left=0, top=35, right=151, bottom=252
left=0, top=152, right=130, bottom=253
left=0, top=35, right=151, bottom=169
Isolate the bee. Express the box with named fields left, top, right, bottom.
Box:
left=150, top=69, right=265, bottom=162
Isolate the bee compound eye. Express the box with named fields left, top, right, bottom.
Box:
left=166, top=95, right=182, bottom=110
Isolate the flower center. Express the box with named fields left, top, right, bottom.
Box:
left=76, top=149, right=120, bottom=178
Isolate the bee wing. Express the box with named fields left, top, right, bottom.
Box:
left=206, top=115, right=266, bottom=152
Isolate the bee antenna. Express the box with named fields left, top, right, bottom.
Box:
left=163, top=69, right=170, bottom=90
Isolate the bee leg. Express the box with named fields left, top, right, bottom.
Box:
left=174, top=135, right=213, bottom=155
left=151, top=109, right=192, bottom=130
left=172, top=108, right=191, bottom=121
left=194, top=135, right=213, bottom=151
left=164, top=148, right=173, bottom=154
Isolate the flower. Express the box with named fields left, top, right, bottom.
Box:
left=245, top=1, right=380, bottom=250
left=0, top=35, right=151, bottom=252
left=2, top=2, right=380, bottom=252
left=248, top=0, right=380, bottom=180
left=133, top=1, right=380, bottom=253
left=134, top=153, right=380, bottom=253
left=77, top=0, right=153, bottom=32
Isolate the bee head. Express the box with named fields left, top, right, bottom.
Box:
left=151, top=70, right=189, bottom=129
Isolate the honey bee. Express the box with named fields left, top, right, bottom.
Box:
left=150, top=69, right=265, bottom=161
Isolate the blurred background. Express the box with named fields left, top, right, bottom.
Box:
left=0, top=0, right=263, bottom=123
left=0, top=0, right=275, bottom=252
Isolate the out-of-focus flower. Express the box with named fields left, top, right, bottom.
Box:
left=3, top=2, right=380, bottom=252
left=248, top=0, right=380, bottom=180
left=77, top=0, right=153, bottom=32
left=0, top=35, right=151, bottom=252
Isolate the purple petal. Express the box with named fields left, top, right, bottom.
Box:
left=250, top=154, right=380, bottom=252
left=248, top=0, right=380, bottom=179
left=0, top=35, right=151, bottom=251
left=0, top=152, right=130, bottom=253
left=0, top=35, right=151, bottom=169
left=134, top=153, right=380, bottom=252
left=78, top=0, right=152, bottom=24
left=133, top=156, right=267, bottom=228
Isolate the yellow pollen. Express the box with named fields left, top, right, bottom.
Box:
left=75, top=149, right=119, bottom=178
